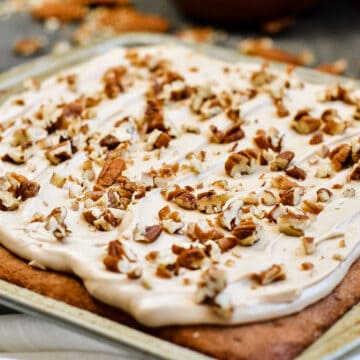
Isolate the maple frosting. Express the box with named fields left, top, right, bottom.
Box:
left=0, top=45, right=359, bottom=327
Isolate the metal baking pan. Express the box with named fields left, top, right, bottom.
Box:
left=0, top=32, right=359, bottom=360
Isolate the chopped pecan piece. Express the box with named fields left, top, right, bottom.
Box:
left=280, top=187, right=304, bottom=206
left=217, top=237, right=238, bottom=252
left=0, top=173, right=40, bottom=210
left=278, top=213, right=309, bottom=236
left=45, top=207, right=70, bottom=241
left=194, top=266, right=227, bottom=304
left=45, top=140, right=72, bottom=165
left=156, top=263, right=176, bottom=279
left=342, top=187, right=356, bottom=197
left=291, top=109, right=321, bottom=134
left=225, top=149, right=257, bottom=178
left=273, top=97, right=289, bottom=117
left=2, top=143, right=33, bottom=164
left=261, top=190, right=277, bottom=206
left=350, top=161, right=360, bottom=181
left=271, top=175, right=299, bottom=190
left=186, top=221, right=223, bottom=243
left=270, top=151, right=294, bottom=171
left=99, top=134, right=121, bottom=150
left=209, top=123, right=244, bottom=144
left=253, top=129, right=270, bottom=150
left=309, top=131, right=324, bottom=145
left=329, top=144, right=352, bottom=171
left=302, top=236, right=315, bottom=255
left=301, top=200, right=324, bottom=214
left=174, top=190, right=197, bottom=210
left=267, top=203, right=287, bottom=223
left=251, top=264, right=286, bottom=285
left=218, top=199, right=243, bottom=230
left=232, top=219, right=260, bottom=246
left=321, top=109, right=346, bottom=135
left=317, top=188, right=333, bottom=202
left=145, top=129, right=171, bottom=150
left=286, top=166, right=307, bottom=181
left=97, top=157, right=126, bottom=186
left=134, top=224, right=162, bottom=243
left=175, top=246, right=206, bottom=270
left=83, top=207, right=123, bottom=231
left=315, top=164, right=333, bottom=178
left=196, top=190, right=230, bottom=214
left=103, top=240, right=126, bottom=272
left=143, top=99, right=166, bottom=133
left=50, top=172, right=66, bottom=188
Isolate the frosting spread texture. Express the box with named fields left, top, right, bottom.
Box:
left=0, top=45, right=359, bottom=326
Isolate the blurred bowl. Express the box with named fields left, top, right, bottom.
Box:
left=174, top=0, right=319, bottom=24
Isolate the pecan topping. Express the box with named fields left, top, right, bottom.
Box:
left=143, top=99, right=166, bottom=133
left=302, top=237, right=315, bottom=255
left=309, top=131, right=323, bottom=145
left=103, top=240, right=126, bottom=272
left=286, top=166, right=307, bottom=181
left=99, top=134, right=121, bottom=150
left=45, top=207, right=70, bottom=241
left=196, top=190, right=230, bottom=214
left=291, top=109, right=321, bottom=134
left=329, top=144, right=352, bottom=171
left=270, top=151, right=294, bottom=171
left=186, top=221, right=223, bottom=243
left=301, top=200, right=324, bottom=215
left=134, top=224, right=162, bottom=243
left=280, top=187, right=304, bottom=206
left=273, top=97, right=289, bottom=117
left=271, top=175, right=299, bottom=190
left=83, top=208, right=123, bottom=231
left=102, top=66, right=126, bottom=99
left=317, top=188, right=333, bottom=202
left=278, top=213, right=309, bottom=237
left=218, top=199, right=243, bottom=230
left=2, top=143, right=33, bottom=164
left=194, top=266, right=227, bottom=304
left=174, top=246, right=206, bottom=270
left=217, top=237, right=238, bottom=252
left=251, top=264, right=286, bottom=285
left=225, top=149, right=257, bottom=178
left=350, top=161, right=360, bottom=181
left=45, top=140, right=73, bottom=165
left=232, top=219, right=260, bottom=246
left=162, top=186, right=197, bottom=210
left=321, top=109, right=346, bottom=135
left=0, top=173, right=40, bottom=211
left=261, top=190, right=277, bottom=206
left=209, top=123, right=244, bottom=144
left=145, top=130, right=171, bottom=150
left=97, top=157, right=126, bottom=186
left=267, top=203, right=287, bottom=223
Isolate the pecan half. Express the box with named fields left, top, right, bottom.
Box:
left=321, top=109, right=346, bottom=135
left=301, top=200, right=324, bottom=214
left=97, top=157, right=126, bottom=186
left=329, top=144, right=352, bottom=171
left=175, top=246, right=206, bottom=270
